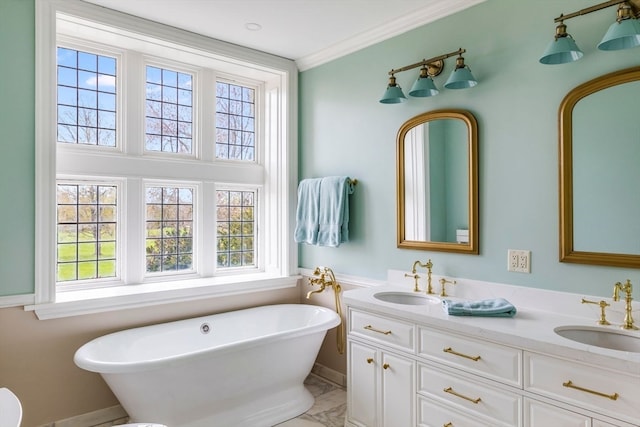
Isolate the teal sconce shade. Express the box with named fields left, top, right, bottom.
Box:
left=379, top=75, right=407, bottom=104
left=444, top=56, right=478, bottom=89
left=597, top=15, right=640, bottom=50
left=408, top=67, right=439, bottom=97
left=539, top=23, right=584, bottom=64
left=542, top=1, right=640, bottom=65
left=379, top=48, right=477, bottom=105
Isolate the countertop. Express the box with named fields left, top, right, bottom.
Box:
left=343, top=285, right=640, bottom=374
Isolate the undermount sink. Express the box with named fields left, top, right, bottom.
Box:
left=554, top=325, right=640, bottom=353
left=373, top=291, right=440, bottom=305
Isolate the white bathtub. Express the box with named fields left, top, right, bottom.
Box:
left=74, top=304, right=340, bottom=427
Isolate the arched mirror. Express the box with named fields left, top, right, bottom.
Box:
left=397, top=109, right=478, bottom=253
left=560, top=66, right=640, bottom=268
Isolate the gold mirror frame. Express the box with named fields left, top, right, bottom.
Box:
left=397, top=109, right=479, bottom=253
left=559, top=66, right=640, bottom=268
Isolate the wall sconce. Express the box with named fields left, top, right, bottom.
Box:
left=379, top=48, right=478, bottom=104
left=540, top=0, right=640, bottom=65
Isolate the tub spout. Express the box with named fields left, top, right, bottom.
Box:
left=306, top=283, right=326, bottom=299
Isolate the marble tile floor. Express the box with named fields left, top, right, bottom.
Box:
left=275, top=374, right=347, bottom=427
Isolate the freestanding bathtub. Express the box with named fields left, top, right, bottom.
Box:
left=74, top=304, right=341, bottom=427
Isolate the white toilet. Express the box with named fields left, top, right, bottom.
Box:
left=0, top=387, right=23, bottom=427
left=0, top=388, right=165, bottom=427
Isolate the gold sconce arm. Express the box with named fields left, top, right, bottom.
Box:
left=387, top=48, right=466, bottom=77
left=552, top=0, right=636, bottom=22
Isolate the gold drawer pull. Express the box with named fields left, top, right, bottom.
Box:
left=443, top=387, right=482, bottom=404
left=444, top=423, right=453, bottom=427
left=443, top=347, right=481, bottom=361
left=562, top=380, right=619, bottom=401
left=364, top=325, right=392, bottom=335
left=366, top=358, right=374, bottom=364
left=383, top=363, right=390, bottom=370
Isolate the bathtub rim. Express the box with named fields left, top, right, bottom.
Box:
left=74, top=303, right=340, bottom=374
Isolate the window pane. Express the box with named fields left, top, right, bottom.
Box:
left=216, top=189, right=255, bottom=269
left=57, top=47, right=117, bottom=147
left=215, top=81, right=255, bottom=161
left=145, top=186, right=194, bottom=273
left=56, top=183, right=118, bottom=283
left=145, top=66, right=193, bottom=154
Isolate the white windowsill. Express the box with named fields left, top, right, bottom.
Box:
left=25, top=273, right=301, bottom=320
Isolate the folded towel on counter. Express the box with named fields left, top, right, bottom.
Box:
left=442, top=298, right=517, bottom=317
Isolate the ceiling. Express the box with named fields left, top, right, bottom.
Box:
left=81, top=0, right=484, bottom=70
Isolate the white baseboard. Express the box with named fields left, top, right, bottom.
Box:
left=312, top=362, right=346, bottom=388
left=40, top=405, right=128, bottom=427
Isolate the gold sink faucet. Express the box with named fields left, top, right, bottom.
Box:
left=407, top=259, right=435, bottom=294
left=581, top=298, right=611, bottom=325
left=613, top=279, right=638, bottom=330
left=439, top=277, right=456, bottom=297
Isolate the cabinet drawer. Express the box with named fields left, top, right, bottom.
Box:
left=419, top=327, right=522, bottom=386
left=418, top=396, right=493, bottom=427
left=349, top=309, right=415, bottom=351
left=418, top=363, right=522, bottom=427
left=524, top=398, right=590, bottom=427
left=525, top=352, right=639, bottom=424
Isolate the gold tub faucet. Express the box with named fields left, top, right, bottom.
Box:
left=613, top=280, right=637, bottom=330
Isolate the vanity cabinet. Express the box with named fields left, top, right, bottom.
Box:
left=346, top=310, right=416, bottom=427
left=524, top=352, right=639, bottom=425
left=524, top=398, right=591, bottom=426
left=345, top=303, right=639, bottom=427
left=417, top=326, right=523, bottom=427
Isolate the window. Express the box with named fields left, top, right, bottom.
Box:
left=215, top=82, right=255, bottom=161
left=57, top=47, right=117, bottom=147
left=56, top=183, right=118, bottom=282
left=145, top=185, right=194, bottom=273
left=216, top=189, right=256, bottom=268
left=33, top=1, right=297, bottom=319
left=145, top=66, right=193, bottom=154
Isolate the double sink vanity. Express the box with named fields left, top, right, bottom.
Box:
left=342, top=278, right=640, bottom=427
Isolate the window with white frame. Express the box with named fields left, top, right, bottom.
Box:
left=33, top=1, right=296, bottom=317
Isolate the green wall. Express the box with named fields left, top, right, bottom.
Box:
left=1, top=0, right=639, bottom=299
left=299, top=0, right=640, bottom=298
left=0, top=0, right=35, bottom=296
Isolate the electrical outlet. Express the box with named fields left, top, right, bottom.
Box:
left=508, top=249, right=531, bottom=273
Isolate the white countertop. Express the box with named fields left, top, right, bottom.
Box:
left=343, top=285, right=640, bottom=374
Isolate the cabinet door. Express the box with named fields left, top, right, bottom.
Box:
left=348, top=340, right=378, bottom=427
left=524, top=398, right=590, bottom=427
left=381, top=351, right=415, bottom=427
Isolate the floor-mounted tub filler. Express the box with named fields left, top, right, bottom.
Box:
left=74, top=304, right=341, bottom=427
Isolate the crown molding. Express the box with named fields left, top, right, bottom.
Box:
left=296, top=0, right=486, bottom=72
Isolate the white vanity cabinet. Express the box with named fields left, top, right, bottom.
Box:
left=524, top=352, right=640, bottom=426
left=524, top=398, right=591, bottom=426
left=346, top=309, right=416, bottom=427
left=344, top=293, right=639, bottom=427
left=417, top=326, right=523, bottom=427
